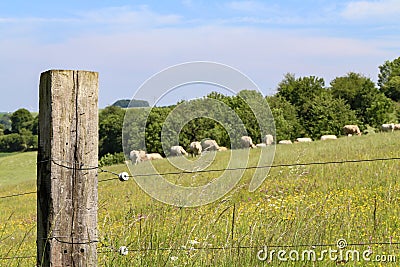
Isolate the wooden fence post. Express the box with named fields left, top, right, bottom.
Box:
left=37, top=70, right=99, bottom=266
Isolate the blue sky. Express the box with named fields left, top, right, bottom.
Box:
left=0, top=0, right=399, bottom=111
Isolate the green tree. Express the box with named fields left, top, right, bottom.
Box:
left=145, top=106, right=173, bottom=155
left=31, top=115, right=39, bottom=135
left=276, top=74, right=328, bottom=137
left=364, top=93, right=396, bottom=127
left=330, top=72, right=394, bottom=128
left=0, top=133, right=26, bottom=152
left=10, top=108, right=33, bottom=134
left=19, top=128, right=38, bottom=150
left=381, top=76, right=400, bottom=102
left=267, top=95, right=303, bottom=141
left=378, top=57, right=400, bottom=101
left=235, top=90, right=274, bottom=144
left=301, top=91, right=358, bottom=138
left=0, top=113, right=11, bottom=131
left=277, top=74, right=325, bottom=113
left=99, top=106, right=125, bottom=157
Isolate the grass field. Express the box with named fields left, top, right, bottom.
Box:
left=0, top=133, right=399, bottom=266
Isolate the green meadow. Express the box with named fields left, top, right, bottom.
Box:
left=1, top=133, right=399, bottom=266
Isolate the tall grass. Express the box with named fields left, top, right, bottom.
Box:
left=1, top=133, right=399, bottom=266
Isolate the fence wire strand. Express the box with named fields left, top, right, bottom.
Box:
left=2, top=240, right=400, bottom=260
left=1, top=156, right=400, bottom=198
left=99, top=156, right=400, bottom=180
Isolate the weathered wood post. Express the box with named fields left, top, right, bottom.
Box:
left=37, top=70, right=98, bottom=266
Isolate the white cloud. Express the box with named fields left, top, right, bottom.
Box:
left=1, top=24, right=397, bottom=110
left=341, top=0, right=400, bottom=20
left=0, top=4, right=398, bottom=110
left=0, top=5, right=183, bottom=39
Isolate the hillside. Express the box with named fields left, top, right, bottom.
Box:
left=0, top=133, right=399, bottom=266
left=0, top=151, right=36, bottom=187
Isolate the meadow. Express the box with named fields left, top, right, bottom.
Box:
left=0, top=132, right=399, bottom=266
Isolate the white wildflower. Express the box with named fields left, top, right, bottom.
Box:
left=189, top=239, right=200, bottom=245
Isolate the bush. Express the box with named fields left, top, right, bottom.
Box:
left=99, top=152, right=125, bottom=167
left=0, top=133, right=26, bottom=152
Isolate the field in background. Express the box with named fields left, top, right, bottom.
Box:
left=1, top=133, right=399, bottom=266
left=0, top=152, right=36, bottom=187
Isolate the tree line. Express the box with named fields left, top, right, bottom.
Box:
left=1, top=57, right=399, bottom=163
left=100, top=56, right=400, bottom=163
left=0, top=109, right=38, bottom=152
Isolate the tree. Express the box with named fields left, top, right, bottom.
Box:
left=0, top=133, right=26, bottom=152
left=364, top=93, right=396, bottom=127
left=301, top=91, right=358, bottom=138
left=99, top=106, right=126, bottom=157
left=276, top=74, right=329, bottom=137
left=378, top=57, right=400, bottom=101
left=277, top=73, right=325, bottom=112
left=17, top=128, right=38, bottom=151
left=266, top=95, right=303, bottom=141
left=10, top=108, right=33, bottom=134
left=380, top=76, right=400, bottom=102
left=31, top=115, right=39, bottom=135
left=0, top=113, right=11, bottom=131
left=330, top=72, right=394, bottom=128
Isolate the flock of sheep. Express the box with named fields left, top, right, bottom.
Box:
left=129, top=136, right=267, bottom=165
left=128, top=124, right=399, bottom=165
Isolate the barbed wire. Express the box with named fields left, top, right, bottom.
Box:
left=99, top=156, right=400, bottom=181
left=3, top=240, right=399, bottom=261
left=38, top=158, right=99, bottom=171
left=0, top=191, right=36, bottom=199
left=1, top=156, right=400, bottom=199
left=0, top=255, right=36, bottom=260
left=93, top=240, right=400, bottom=255
left=46, top=237, right=99, bottom=245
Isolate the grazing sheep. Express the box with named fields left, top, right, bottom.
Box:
left=278, top=140, right=292, bottom=145
left=381, top=123, right=395, bottom=132
left=129, top=150, right=146, bottom=165
left=240, top=136, right=256, bottom=148
left=218, top=146, right=228, bottom=151
left=295, top=137, right=312, bottom=143
left=343, top=125, right=361, bottom=136
left=170, top=146, right=188, bottom=156
left=201, top=139, right=220, bottom=151
left=189, top=141, right=202, bottom=156
left=146, top=153, right=163, bottom=160
left=320, top=135, right=337, bottom=141
left=263, top=134, right=274, bottom=145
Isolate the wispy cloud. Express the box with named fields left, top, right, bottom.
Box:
left=341, top=0, right=400, bottom=20
left=0, top=5, right=184, bottom=43
left=0, top=5, right=183, bottom=38
left=1, top=2, right=399, bottom=111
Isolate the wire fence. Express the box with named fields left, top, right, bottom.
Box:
left=2, top=240, right=400, bottom=261
left=2, top=155, right=399, bottom=199
left=1, top=155, right=400, bottom=261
